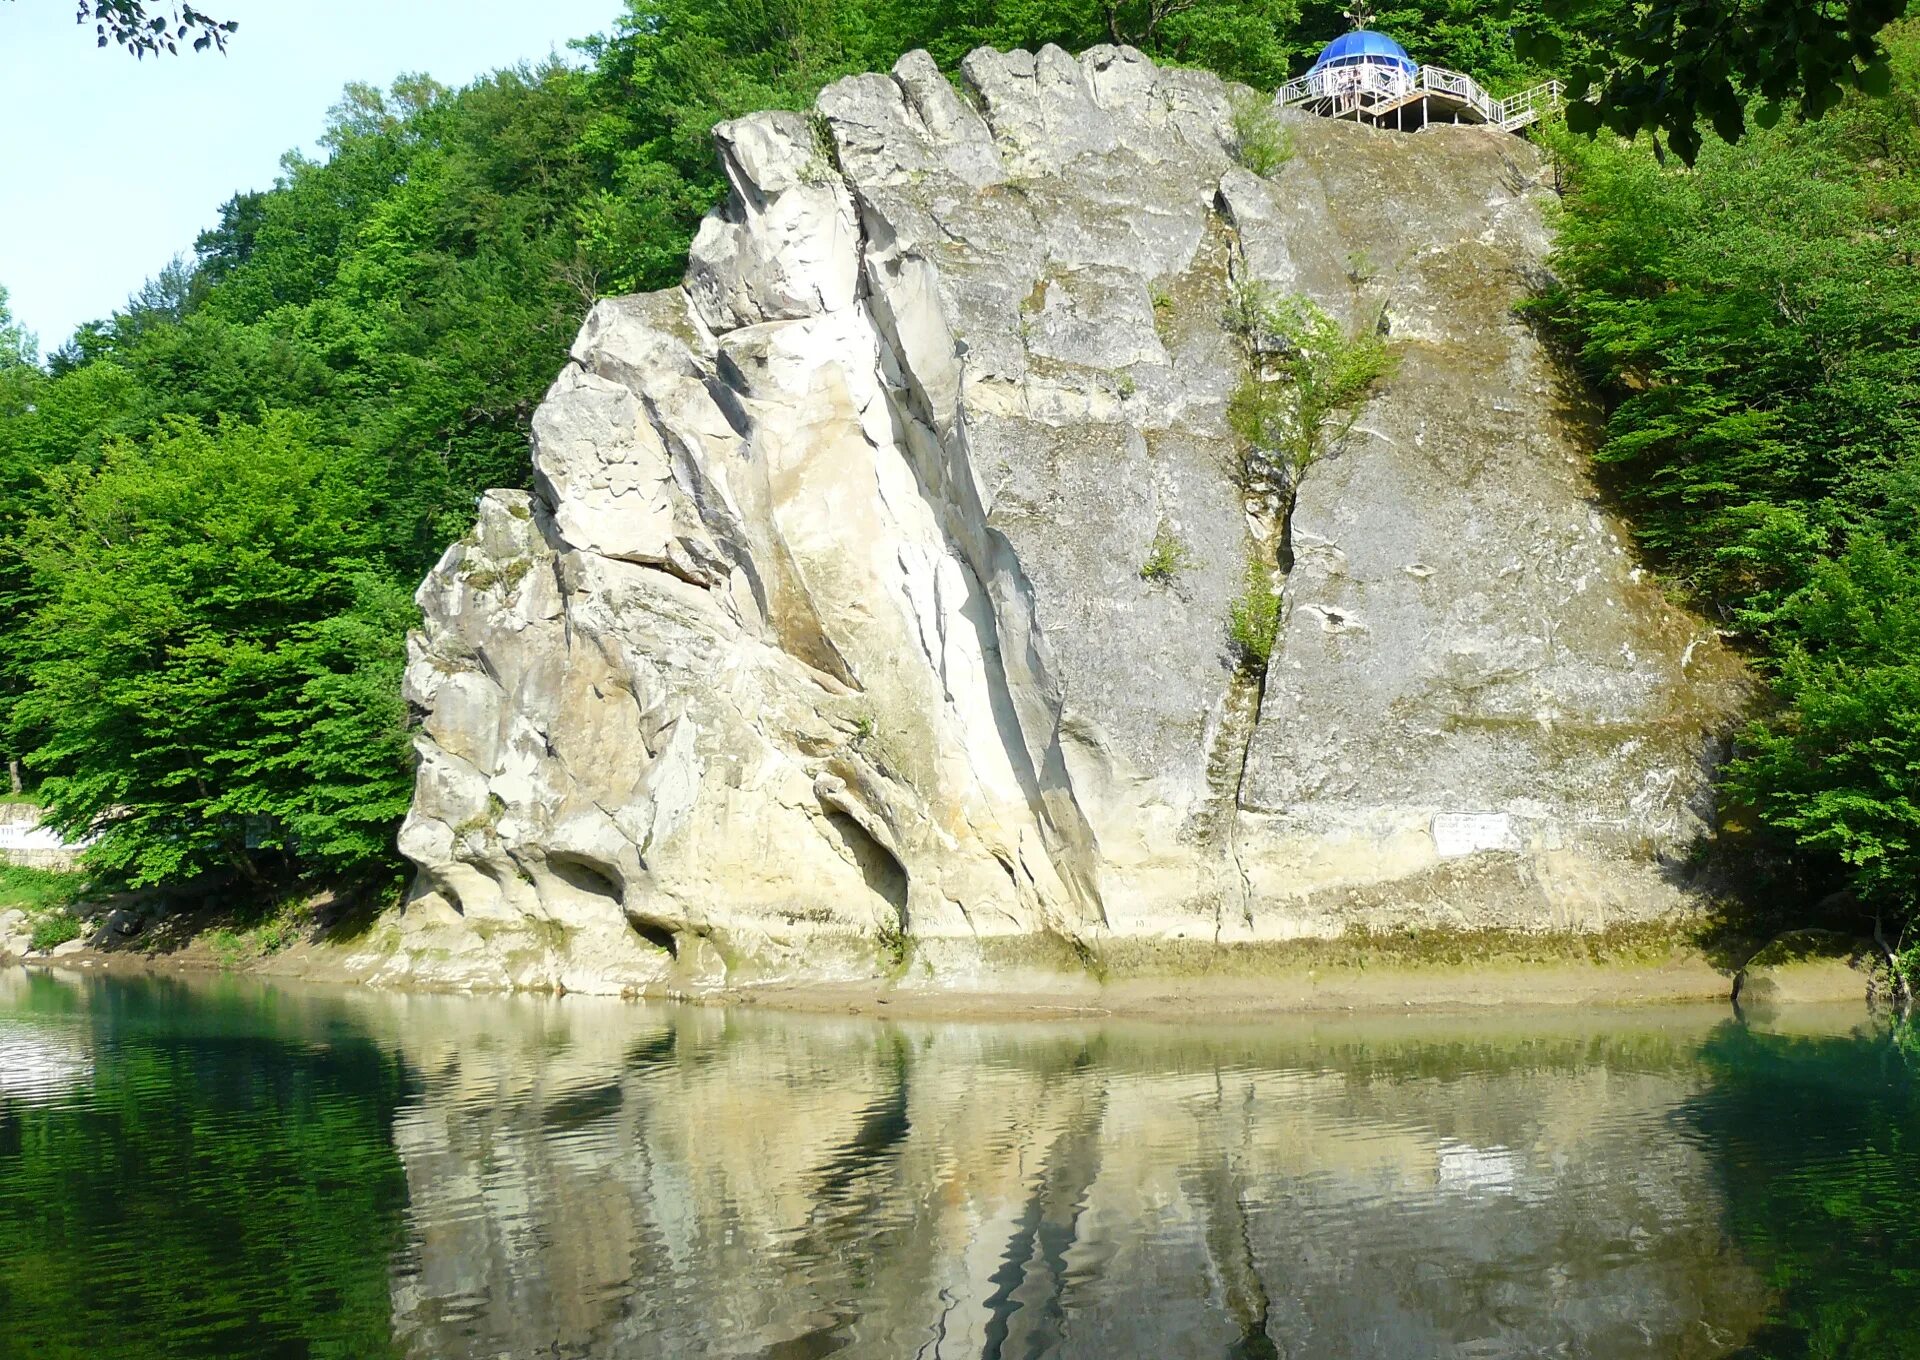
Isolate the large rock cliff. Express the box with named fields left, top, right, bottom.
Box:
left=375, top=45, right=1749, bottom=995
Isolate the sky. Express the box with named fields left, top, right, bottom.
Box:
left=0, top=0, right=628, bottom=352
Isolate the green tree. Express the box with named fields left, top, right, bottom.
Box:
left=1540, top=20, right=1920, bottom=945
left=0, top=284, right=33, bottom=368
left=15, top=414, right=413, bottom=886
left=1724, top=534, right=1920, bottom=945
left=1227, top=285, right=1394, bottom=553
left=0, top=284, right=41, bottom=795
left=1548, top=0, right=1915, bottom=163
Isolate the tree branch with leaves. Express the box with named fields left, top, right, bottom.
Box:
left=0, top=2, right=235, bottom=55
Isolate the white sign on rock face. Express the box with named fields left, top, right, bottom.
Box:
left=1431, top=812, right=1522, bottom=858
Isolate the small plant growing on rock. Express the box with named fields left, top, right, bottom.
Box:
left=1223, top=277, right=1278, bottom=347
left=208, top=928, right=247, bottom=969
left=1221, top=288, right=1392, bottom=669
left=1117, top=374, right=1137, bottom=399
left=876, top=921, right=910, bottom=971
left=1149, top=280, right=1178, bottom=342
left=1229, top=90, right=1294, bottom=178
left=253, top=901, right=308, bottom=955
left=1140, top=528, right=1193, bottom=584
left=1227, top=557, right=1282, bottom=670
left=460, top=556, right=533, bottom=595
left=800, top=111, right=843, bottom=185
left=1226, top=289, right=1396, bottom=507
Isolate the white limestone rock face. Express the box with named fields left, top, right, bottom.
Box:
left=382, top=45, right=1751, bottom=994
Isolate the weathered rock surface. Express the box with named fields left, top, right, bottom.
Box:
left=0, top=909, right=27, bottom=960
left=377, top=45, right=1750, bottom=995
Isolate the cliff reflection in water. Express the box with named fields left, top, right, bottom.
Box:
left=374, top=997, right=1770, bottom=1359
left=13, top=975, right=1915, bottom=1358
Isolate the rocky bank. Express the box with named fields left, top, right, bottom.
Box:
left=372, top=45, right=1749, bottom=996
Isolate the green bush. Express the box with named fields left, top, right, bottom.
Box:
left=1222, top=288, right=1392, bottom=670
left=1228, top=89, right=1293, bottom=177
left=1538, top=23, right=1920, bottom=925
left=15, top=416, right=416, bottom=888
left=29, top=911, right=82, bottom=952
left=1226, top=288, right=1396, bottom=492
left=875, top=921, right=910, bottom=971
left=1228, top=558, right=1282, bottom=670
left=0, top=864, right=83, bottom=914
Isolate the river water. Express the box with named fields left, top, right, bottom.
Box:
left=0, top=970, right=1913, bottom=1359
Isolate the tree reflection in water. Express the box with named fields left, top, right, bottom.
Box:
left=1685, top=1016, right=1920, bottom=1360
left=0, top=971, right=411, bottom=1360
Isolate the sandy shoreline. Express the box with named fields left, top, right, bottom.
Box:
left=6, top=927, right=1749, bottom=1022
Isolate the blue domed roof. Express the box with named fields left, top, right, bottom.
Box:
left=1308, top=30, right=1417, bottom=75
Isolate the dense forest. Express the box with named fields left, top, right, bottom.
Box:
left=0, top=3, right=1915, bottom=963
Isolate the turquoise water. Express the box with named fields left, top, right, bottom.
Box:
left=0, top=970, right=1914, bottom=1359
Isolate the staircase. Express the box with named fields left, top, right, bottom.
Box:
left=1494, top=77, right=1564, bottom=131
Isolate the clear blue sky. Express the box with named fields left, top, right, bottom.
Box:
left=0, top=0, right=628, bottom=352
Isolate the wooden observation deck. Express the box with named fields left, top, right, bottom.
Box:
left=1280, top=61, right=1564, bottom=135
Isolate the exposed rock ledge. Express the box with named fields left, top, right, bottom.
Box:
left=367, top=44, right=1751, bottom=996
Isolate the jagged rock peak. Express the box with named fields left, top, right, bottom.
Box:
left=371, top=45, right=1750, bottom=996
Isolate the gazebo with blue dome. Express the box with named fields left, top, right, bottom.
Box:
left=1279, top=27, right=1562, bottom=134
left=1310, top=30, right=1419, bottom=84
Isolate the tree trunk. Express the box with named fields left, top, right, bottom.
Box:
left=7, top=758, right=20, bottom=797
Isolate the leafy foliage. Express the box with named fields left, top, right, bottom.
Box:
left=28, top=910, right=82, bottom=952
left=1140, top=526, right=1194, bottom=583
left=1724, top=535, right=1920, bottom=913
left=1226, top=284, right=1395, bottom=500
left=0, top=1, right=237, bottom=55
left=1228, top=558, right=1283, bottom=670
left=1541, top=20, right=1920, bottom=930
left=0, top=285, right=34, bottom=368
left=14, top=415, right=414, bottom=887
left=0, top=863, right=82, bottom=915
left=1548, top=0, right=1912, bottom=164
left=1228, top=88, right=1294, bottom=176
left=81, top=0, right=233, bottom=55
left=1222, top=287, right=1391, bottom=673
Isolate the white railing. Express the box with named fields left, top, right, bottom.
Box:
left=1278, top=63, right=1414, bottom=109
left=1278, top=63, right=1564, bottom=133
left=1497, top=78, right=1564, bottom=130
